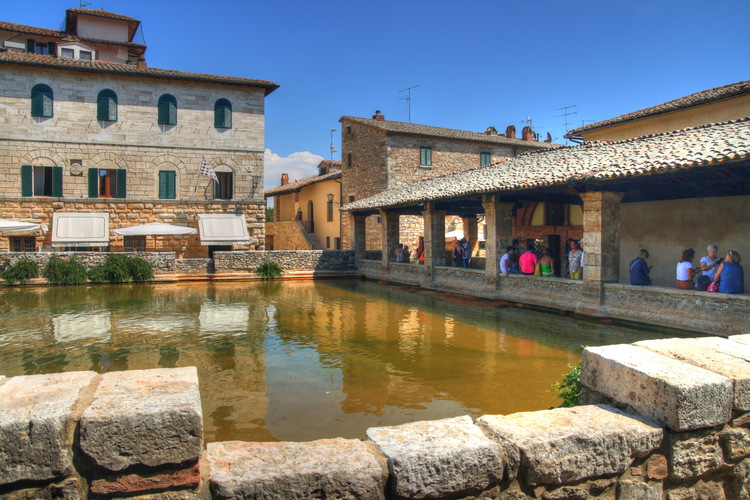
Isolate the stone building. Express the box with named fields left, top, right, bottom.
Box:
left=0, top=8, right=278, bottom=257
left=264, top=160, right=342, bottom=250
left=338, top=111, right=558, bottom=253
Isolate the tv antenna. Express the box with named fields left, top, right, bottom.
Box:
left=399, top=85, right=420, bottom=123
left=79, top=0, right=91, bottom=7
left=555, top=105, right=577, bottom=132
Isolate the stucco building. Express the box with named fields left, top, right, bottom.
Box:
left=264, top=160, right=342, bottom=250
left=0, top=8, right=278, bottom=257
left=338, top=111, right=558, bottom=254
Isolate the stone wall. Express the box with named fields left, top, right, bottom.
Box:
left=0, top=251, right=176, bottom=272
left=214, top=249, right=356, bottom=272
left=3, top=335, right=750, bottom=498
left=265, top=220, right=314, bottom=251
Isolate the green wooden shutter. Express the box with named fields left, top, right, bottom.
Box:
left=26, top=39, right=34, bottom=53
left=88, top=168, right=99, bottom=198
left=21, top=165, right=33, bottom=197
left=116, top=169, right=127, bottom=199
left=47, top=42, right=56, bottom=55
left=31, top=91, right=42, bottom=117
left=158, top=171, right=176, bottom=199
left=52, top=166, right=63, bottom=197
left=158, top=171, right=168, bottom=199
left=97, top=94, right=106, bottom=121
left=158, top=100, right=167, bottom=124
left=214, top=106, right=223, bottom=128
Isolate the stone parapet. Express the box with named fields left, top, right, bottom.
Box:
left=214, top=249, right=356, bottom=272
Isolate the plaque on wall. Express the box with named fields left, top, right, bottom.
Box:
left=69, top=162, right=83, bottom=176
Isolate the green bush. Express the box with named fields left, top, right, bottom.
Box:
left=0, top=259, right=40, bottom=285
left=549, top=362, right=581, bottom=407
left=253, top=261, right=283, bottom=280
left=88, top=255, right=154, bottom=283
left=42, top=256, right=88, bottom=285
left=126, top=256, right=154, bottom=282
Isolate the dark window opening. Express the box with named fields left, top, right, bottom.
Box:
left=124, top=235, right=146, bottom=252
left=214, top=171, right=233, bottom=200
left=11, top=237, right=36, bottom=252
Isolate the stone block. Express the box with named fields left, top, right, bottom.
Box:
left=207, top=438, right=388, bottom=500
left=635, top=337, right=750, bottom=410
left=720, top=427, right=750, bottom=461
left=580, top=344, right=732, bottom=431
left=79, top=367, right=203, bottom=471
left=90, top=462, right=200, bottom=496
left=366, top=415, right=504, bottom=498
left=476, top=405, right=662, bottom=486
left=618, top=480, right=662, bottom=500
left=668, top=430, right=724, bottom=479
left=0, top=371, right=97, bottom=484
left=729, top=334, right=750, bottom=346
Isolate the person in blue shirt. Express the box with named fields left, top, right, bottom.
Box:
left=713, top=250, right=744, bottom=294
left=629, top=249, right=652, bottom=286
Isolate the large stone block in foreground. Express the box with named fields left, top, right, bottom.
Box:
left=207, top=438, right=388, bottom=500
left=635, top=337, right=750, bottom=410
left=581, top=344, right=732, bottom=431
left=366, top=415, right=503, bottom=498
left=476, top=405, right=662, bottom=486
left=79, top=367, right=203, bottom=471
left=0, top=371, right=97, bottom=484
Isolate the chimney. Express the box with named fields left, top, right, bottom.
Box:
left=484, top=126, right=498, bottom=135
left=522, top=126, right=534, bottom=141
left=281, top=173, right=289, bottom=186
left=372, top=110, right=385, bottom=121
left=136, top=58, right=147, bottom=68
left=505, top=125, right=516, bottom=139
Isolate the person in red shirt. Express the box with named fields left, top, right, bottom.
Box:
left=519, top=245, right=538, bottom=275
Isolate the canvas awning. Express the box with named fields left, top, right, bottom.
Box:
left=197, top=214, right=249, bottom=245
left=0, top=219, right=42, bottom=232
left=51, top=212, right=110, bottom=247
left=114, top=222, right=197, bottom=236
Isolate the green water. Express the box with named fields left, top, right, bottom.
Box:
left=0, top=279, right=691, bottom=442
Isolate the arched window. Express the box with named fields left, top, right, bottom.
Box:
left=157, top=94, right=177, bottom=125
left=31, top=84, right=53, bottom=118
left=214, top=98, right=232, bottom=129
left=97, top=89, right=118, bottom=122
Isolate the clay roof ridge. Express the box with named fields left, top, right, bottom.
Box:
left=264, top=171, right=342, bottom=197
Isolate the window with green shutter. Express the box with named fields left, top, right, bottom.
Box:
left=159, top=171, right=176, bottom=199
left=21, top=165, right=33, bottom=197
left=480, top=152, right=491, bottom=166
left=420, top=146, right=432, bottom=166
left=31, top=84, right=53, bottom=118
left=158, top=94, right=177, bottom=125
left=97, top=89, right=118, bottom=122
left=21, top=165, right=62, bottom=197
left=88, top=168, right=126, bottom=198
left=214, top=99, right=232, bottom=129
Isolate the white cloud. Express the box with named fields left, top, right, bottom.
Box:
left=264, top=149, right=323, bottom=193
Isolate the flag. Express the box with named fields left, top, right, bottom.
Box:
left=200, top=159, right=218, bottom=183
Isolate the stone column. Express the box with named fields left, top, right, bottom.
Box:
left=423, top=203, right=446, bottom=269
left=352, top=214, right=367, bottom=264
left=461, top=216, right=480, bottom=257
left=482, top=195, right=515, bottom=281
left=381, top=210, right=400, bottom=268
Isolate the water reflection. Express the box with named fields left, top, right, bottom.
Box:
left=0, top=280, right=698, bottom=443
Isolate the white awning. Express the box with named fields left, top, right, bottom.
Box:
left=198, top=214, right=249, bottom=246
left=114, top=222, right=197, bottom=236
left=0, top=219, right=42, bottom=232
left=51, top=212, right=110, bottom=247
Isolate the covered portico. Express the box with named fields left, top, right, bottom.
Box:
left=344, top=119, right=750, bottom=335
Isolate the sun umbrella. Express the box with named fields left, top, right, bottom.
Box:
left=113, top=222, right=197, bottom=236
left=0, top=219, right=42, bottom=232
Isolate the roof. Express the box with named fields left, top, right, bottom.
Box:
left=343, top=118, right=750, bottom=212
left=340, top=116, right=560, bottom=150
left=264, top=170, right=342, bottom=197
left=0, top=21, right=146, bottom=50
left=0, top=51, right=279, bottom=94
left=66, top=8, right=141, bottom=24
left=65, top=9, right=141, bottom=44
left=566, top=80, right=750, bottom=138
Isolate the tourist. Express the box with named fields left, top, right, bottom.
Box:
left=700, top=244, right=722, bottom=281
left=568, top=241, right=583, bottom=279
left=500, top=246, right=517, bottom=277
left=519, top=245, right=538, bottom=275
left=461, top=237, right=472, bottom=268
left=713, top=250, right=744, bottom=294
left=629, top=249, right=652, bottom=286
left=676, top=248, right=698, bottom=289
left=415, top=236, right=424, bottom=265
left=395, top=243, right=405, bottom=262
left=564, top=238, right=576, bottom=277
left=539, top=248, right=555, bottom=277
left=452, top=240, right=462, bottom=267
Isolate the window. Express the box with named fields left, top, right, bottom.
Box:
left=214, top=171, right=233, bottom=200
left=327, top=199, right=334, bottom=222
left=26, top=39, right=55, bottom=55
left=88, top=168, right=126, bottom=199
left=334, top=237, right=341, bottom=250
left=97, top=89, right=118, bottom=122
left=546, top=202, right=565, bottom=226
left=31, top=84, right=53, bottom=118
left=480, top=152, right=491, bottom=166
left=11, top=237, right=36, bottom=253
left=420, top=146, right=432, bottom=166
left=79, top=50, right=92, bottom=60
left=347, top=153, right=352, bottom=168
left=159, top=170, right=176, bottom=199
left=158, top=94, right=177, bottom=125
left=124, top=236, right=146, bottom=252
left=21, top=165, right=62, bottom=197
left=61, top=48, right=74, bottom=59
left=326, top=236, right=331, bottom=248
left=214, top=98, right=232, bottom=129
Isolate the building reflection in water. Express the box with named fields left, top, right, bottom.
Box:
left=0, top=280, right=695, bottom=443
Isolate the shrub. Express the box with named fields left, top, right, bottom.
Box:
left=88, top=255, right=154, bottom=283
left=253, top=261, right=283, bottom=280
left=0, top=258, right=40, bottom=285
left=549, top=362, right=581, bottom=407
left=42, top=256, right=88, bottom=285
left=126, top=256, right=154, bottom=282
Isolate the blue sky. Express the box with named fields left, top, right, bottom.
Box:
left=5, top=1, right=750, bottom=191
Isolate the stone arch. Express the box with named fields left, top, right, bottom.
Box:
left=90, top=152, right=128, bottom=171
left=151, top=154, right=188, bottom=174
left=22, top=149, right=65, bottom=167
left=520, top=201, right=539, bottom=227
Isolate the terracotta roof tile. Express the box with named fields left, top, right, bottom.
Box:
left=0, top=21, right=146, bottom=49
left=566, top=80, right=750, bottom=137
left=264, top=171, right=342, bottom=197
left=66, top=9, right=140, bottom=23
left=0, top=51, right=279, bottom=94
left=340, top=116, right=561, bottom=150
left=344, top=118, right=750, bottom=212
